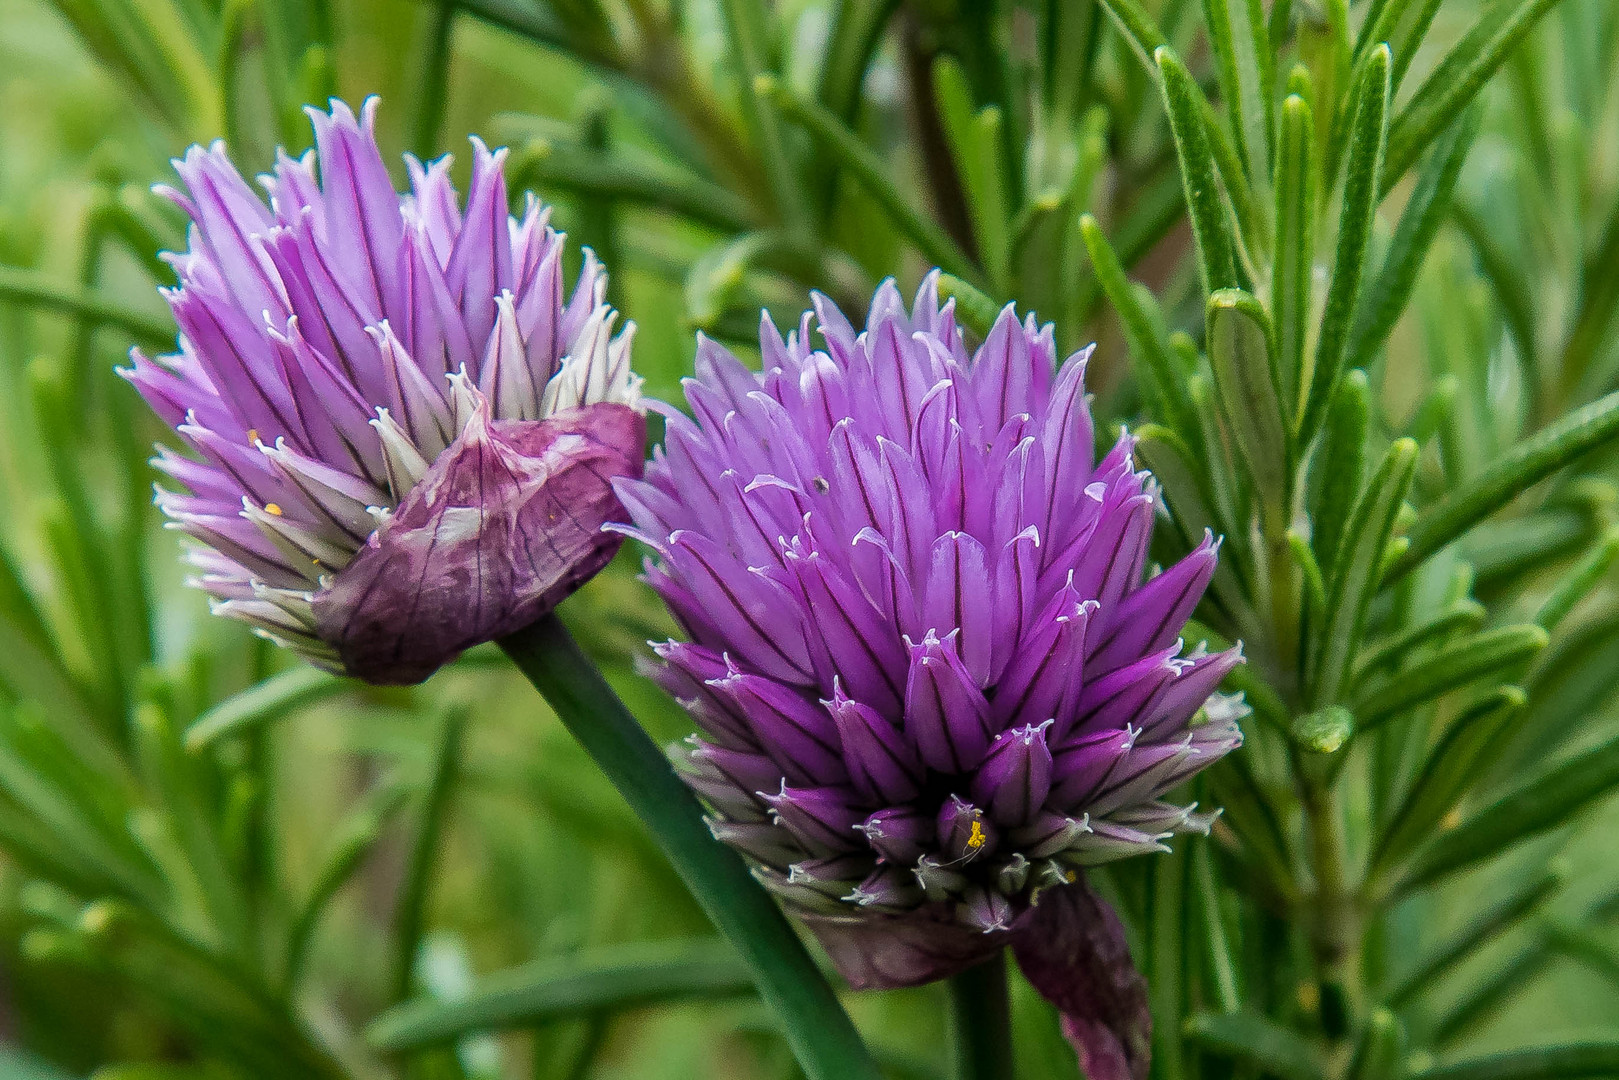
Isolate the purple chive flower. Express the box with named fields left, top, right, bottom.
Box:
left=620, top=274, right=1244, bottom=1079
left=124, top=98, right=646, bottom=684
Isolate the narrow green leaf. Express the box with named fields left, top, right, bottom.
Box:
left=933, top=58, right=1012, bottom=291
left=1188, top=372, right=1252, bottom=548
left=1204, top=754, right=1298, bottom=899
left=1353, top=627, right=1545, bottom=731
left=762, top=76, right=977, bottom=280
left=1081, top=215, right=1189, bottom=433
left=1384, top=0, right=1565, bottom=189
left=1346, top=1010, right=1405, bottom=1080
left=1381, top=863, right=1563, bottom=1007
left=1368, top=687, right=1527, bottom=874
left=1412, top=1043, right=1619, bottom=1080
left=1451, top=203, right=1539, bottom=409
left=1353, top=0, right=1398, bottom=64
left=508, top=141, right=759, bottom=233
left=1546, top=918, right=1619, bottom=989
left=1311, top=438, right=1418, bottom=707
left=1290, top=531, right=1328, bottom=619
left=1430, top=948, right=1549, bottom=1049
left=1185, top=1012, right=1324, bottom=1080
left=184, top=667, right=347, bottom=751
left=1402, top=730, right=1619, bottom=890
left=1197, top=91, right=1269, bottom=268
left=1347, top=105, right=1481, bottom=368
left=1355, top=601, right=1487, bottom=681
left=1151, top=849, right=1188, bottom=1080
left=718, top=0, right=807, bottom=233
left=284, top=783, right=408, bottom=991
left=1535, top=528, right=1619, bottom=632
left=1558, top=186, right=1619, bottom=398
left=72, top=900, right=340, bottom=1078
left=405, top=0, right=456, bottom=158
left=1272, top=94, right=1316, bottom=416
left=1208, top=289, right=1291, bottom=516
left=1386, top=0, right=1445, bottom=91
left=1156, top=46, right=1239, bottom=296
left=1308, top=370, right=1370, bottom=578
left=814, top=0, right=897, bottom=126
left=1192, top=840, right=1240, bottom=1012
left=133, top=703, right=252, bottom=956
left=1389, top=387, right=1619, bottom=580
left=1096, top=0, right=1168, bottom=73
left=1299, top=45, right=1390, bottom=445
left=1203, top=0, right=1275, bottom=189
left=369, top=939, right=753, bottom=1050
left=392, top=708, right=464, bottom=1002
left=935, top=273, right=1002, bottom=339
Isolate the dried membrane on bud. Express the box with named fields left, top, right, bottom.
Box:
left=125, top=98, right=645, bottom=683
left=622, top=274, right=1244, bottom=1079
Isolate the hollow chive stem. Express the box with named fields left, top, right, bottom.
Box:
left=499, top=614, right=881, bottom=1080
left=949, top=951, right=1015, bottom=1080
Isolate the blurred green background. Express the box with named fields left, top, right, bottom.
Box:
left=1, top=0, right=1618, bottom=1077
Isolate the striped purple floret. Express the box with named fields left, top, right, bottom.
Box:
left=125, top=98, right=645, bottom=683
left=620, top=274, right=1244, bottom=987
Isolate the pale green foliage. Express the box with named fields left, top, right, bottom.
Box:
left=2, top=0, right=1619, bottom=1078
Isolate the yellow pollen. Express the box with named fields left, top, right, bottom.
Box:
left=967, top=819, right=986, bottom=849
left=1065, top=870, right=1077, bottom=883
left=265, top=503, right=283, bottom=516
left=247, top=429, right=259, bottom=444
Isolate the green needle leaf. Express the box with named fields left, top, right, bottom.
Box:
left=1096, top=0, right=1169, bottom=73
left=1401, top=730, right=1619, bottom=892
left=1311, top=437, right=1418, bottom=708
left=1381, top=863, right=1563, bottom=1008
left=1389, top=387, right=1619, bottom=580
left=1202, top=0, right=1275, bottom=190
left=1367, top=687, right=1528, bottom=874
left=1352, top=627, right=1545, bottom=732
left=0, top=266, right=172, bottom=348
left=184, top=667, right=347, bottom=751
left=368, top=938, right=753, bottom=1050
left=1534, top=528, right=1619, bottom=632
left=1355, top=600, right=1487, bottom=682
left=1412, top=1043, right=1619, bottom=1080
left=1185, top=1012, right=1325, bottom=1080
left=1208, top=289, right=1291, bottom=516
left=1348, top=104, right=1482, bottom=369
left=1081, top=215, right=1191, bottom=434
left=508, top=141, right=760, bottom=233
left=284, top=782, right=409, bottom=992
left=1156, top=46, right=1239, bottom=297
left=761, top=76, right=978, bottom=281
left=1308, top=371, right=1371, bottom=579
left=1272, top=93, right=1316, bottom=416
left=717, top=0, right=807, bottom=234
left=1383, top=0, right=1566, bottom=190
left=1299, top=45, right=1389, bottom=446
left=932, top=58, right=1013, bottom=292
left=1346, top=1010, right=1405, bottom=1080
left=935, top=273, right=1002, bottom=338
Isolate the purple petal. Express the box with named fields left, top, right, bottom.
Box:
left=972, top=721, right=1055, bottom=826
left=903, top=630, right=994, bottom=773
